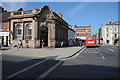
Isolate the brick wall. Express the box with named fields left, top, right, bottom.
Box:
left=2, top=22, right=9, bottom=32
left=74, top=27, right=91, bottom=38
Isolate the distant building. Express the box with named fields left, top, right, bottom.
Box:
left=9, top=6, right=71, bottom=48
left=100, top=20, right=120, bottom=45
left=98, top=27, right=102, bottom=44
left=0, top=6, right=10, bottom=47
left=92, top=33, right=98, bottom=44
left=74, top=25, right=91, bottom=43
left=68, top=25, right=75, bottom=46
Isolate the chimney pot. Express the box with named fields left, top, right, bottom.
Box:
left=58, top=13, right=62, bottom=18
left=109, top=20, right=112, bottom=24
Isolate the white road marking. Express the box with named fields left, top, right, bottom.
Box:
left=68, top=47, right=86, bottom=59
left=111, top=46, right=115, bottom=49
left=7, top=58, right=51, bottom=78
left=80, top=47, right=86, bottom=53
left=108, top=49, right=114, bottom=52
left=36, top=60, right=63, bottom=80
left=97, top=48, right=105, bottom=60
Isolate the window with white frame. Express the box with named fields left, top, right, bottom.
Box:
left=115, top=28, right=117, bottom=31
left=26, top=24, right=32, bottom=39
left=16, top=25, right=22, bottom=39
left=107, top=33, right=109, bottom=37
left=107, top=28, right=109, bottom=32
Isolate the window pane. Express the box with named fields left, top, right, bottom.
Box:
left=87, top=37, right=94, bottom=40
left=26, top=24, right=32, bottom=39
left=16, top=35, right=22, bottom=39
left=16, top=25, right=22, bottom=39
left=18, top=30, right=21, bottom=34
left=26, top=36, right=32, bottom=39
left=28, top=29, right=31, bottom=35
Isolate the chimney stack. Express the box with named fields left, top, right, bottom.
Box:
left=109, top=20, right=112, bottom=24
left=58, top=13, right=62, bottom=18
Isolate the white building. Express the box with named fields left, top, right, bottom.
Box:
left=101, top=21, right=120, bottom=45
left=0, top=32, right=10, bottom=47
left=68, top=25, right=75, bottom=46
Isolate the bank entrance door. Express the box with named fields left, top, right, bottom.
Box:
left=40, top=27, right=48, bottom=47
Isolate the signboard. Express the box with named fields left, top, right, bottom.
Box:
left=0, top=32, right=9, bottom=36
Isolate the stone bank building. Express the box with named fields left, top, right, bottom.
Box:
left=9, top=6, right=71, bottom=48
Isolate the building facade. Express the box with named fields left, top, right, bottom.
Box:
left=100, top=21, right=120, bottom=45
left=74, top=25, right=91, bottom=43
left=98, top=27, right=102, bottom=44
left=9, top=6, right=70, bottom=48
left=68, top=25, right=75, bottom=46
left=0, top=7, right=10, bottom=47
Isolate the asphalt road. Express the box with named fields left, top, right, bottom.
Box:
left=1, top=46, right=119, bottom=80
left=44, top=46, right=119, bottom=79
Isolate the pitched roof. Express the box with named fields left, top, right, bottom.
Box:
left=113, top=21, right=120, bottom=24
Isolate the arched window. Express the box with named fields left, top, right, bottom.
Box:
left=16, top=25, right=22, bottom=39
left=26, top=24, right=32, bottom=39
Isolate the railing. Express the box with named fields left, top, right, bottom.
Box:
left=11, top=9, right=39, bottom=17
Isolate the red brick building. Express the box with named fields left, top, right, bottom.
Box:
left=74, top=25, right=91, bottom=43
left=0, top=7, right=10, bottom=47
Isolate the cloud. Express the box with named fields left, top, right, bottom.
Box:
left=1, top=0, right=28, bottom=11
left=2, top=0, right=28, bottom=2
left=68, top=3, right=89, bottom=15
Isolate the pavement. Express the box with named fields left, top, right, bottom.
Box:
left=1, top=45, right=119, bottom=79
left=2, top=46, right=85, bottom=59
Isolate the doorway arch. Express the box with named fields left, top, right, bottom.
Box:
left=40, top=27, right=48, bottom=47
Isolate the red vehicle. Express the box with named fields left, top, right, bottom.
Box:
left=85, top=36, right=96, bottom=47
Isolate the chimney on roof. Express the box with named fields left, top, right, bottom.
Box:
left=75, top=25, right=77, bottom=27
left=18, top=8, right=23, bottom=11
left=58, top=13, right=62, bottom=18
left=43, top=5, right=50, bottom=10
left=109, top=20, right=112, bottom=24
